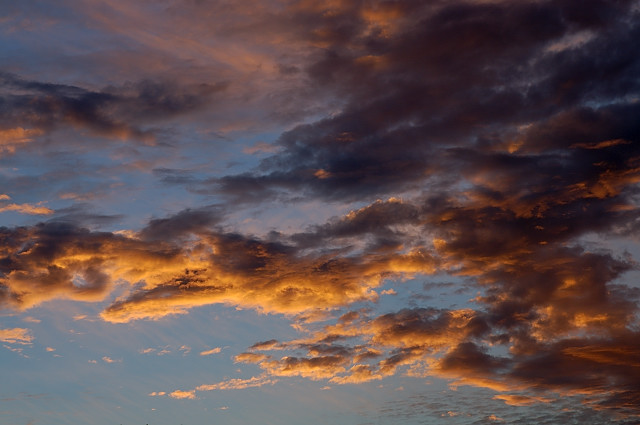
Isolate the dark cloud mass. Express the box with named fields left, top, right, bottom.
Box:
left=0, top=72, right=227, bottom=144
left=209, top=0, right=640, bottom=205
left=1, top=0, right=640, bottom=421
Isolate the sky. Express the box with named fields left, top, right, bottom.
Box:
left=1, top=0, right=640, bottom=424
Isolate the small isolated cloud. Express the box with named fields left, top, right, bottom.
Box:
left=196, top=375, right=278, bottom=391
left=102, top=356, right=121, bottom=363
left=169, top=390, right=196, bottom=400
left=0, top=328, right=34, bottom=345
left=381, top=289, right=397, bottom=295
left=88, top=360, right=97, bottom=364
left=45, top=347, right=55, bottom=352
left=22, top=316, right=41, bottom=323
left=200, top=347, right=222, bottom=356
left=179, top=345, right=191, bottom=355
left=218, top=406, right=229, bottom=410
left=148, top=391, right=166, bottom=397
left=139, top=348, right=156, bottom=354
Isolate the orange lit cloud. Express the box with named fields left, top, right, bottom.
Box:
left=493, top=394, right=554, bottom=406
left=168, top=390, right=196, bottom=400
left=0, top=327, right=34, bottom=345
left=199, top=347, right=222, bottom=356
left=195, top=375, right=278, bottom=391
left=0, top=203, right=54, bottom=215
left=0, top=127, right=42, bottom=154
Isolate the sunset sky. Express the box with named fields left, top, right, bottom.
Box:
left=1, top=1, right=640, bottom=424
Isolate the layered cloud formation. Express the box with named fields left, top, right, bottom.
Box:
left=1, top=0, right=639, bottom=422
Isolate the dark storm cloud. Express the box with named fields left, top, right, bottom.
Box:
left=49, top=204, right=124, bottom=227
left=206, top=0, right=640, bottom=204
left=289, top=198, right=422, bottom=249
left=0, top=72, right=227, bottom=144
left=138, top=206, right=225, bottom=242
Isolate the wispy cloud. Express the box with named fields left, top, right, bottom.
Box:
left=199, top=347, right=221, bottom=356
left=195, top=375, right=278, bottom=391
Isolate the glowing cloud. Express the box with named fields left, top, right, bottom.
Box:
left=0, top=328, right=33, bottom=345
left=199, top=347, right=222, bottom=356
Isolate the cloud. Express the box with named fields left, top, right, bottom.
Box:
left=0, top=72, right=228, bottom=147
left=0, top=177, right=637, bottom=414
left=0, top=211, right=435, bottom=324
left=1, top=0, right=640, bottom=421
left=100, top=222, right=437, bottom=322
left=0, top=327, right=33, bottom=344
left=102, top=356, right=121, bottom=363
left=493, top=394, right=554, bottom=407
left=0, top=127, right=43, bottom=155
left=0, top=203, right=54, bottom=215
left=199, top=0, right=640, bottom=206
left=243, top=142, right=280, bottom=155
left=199, top=347, right=221, bottom=356
left=195, top=375, right=278, bottom=391
left=168, top=390, right=196, bottom=400
left=0, top=221, right=192, bottom=311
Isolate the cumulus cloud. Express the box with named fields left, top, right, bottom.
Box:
left=168, top=390, right=196, bottom=400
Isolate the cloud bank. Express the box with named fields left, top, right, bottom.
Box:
left=2, top=0, right=640, bottom=421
